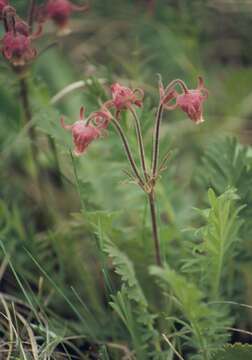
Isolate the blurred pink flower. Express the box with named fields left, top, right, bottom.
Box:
left=106, top=83, right=144, bottom=111
left=2, top=31, right=37, bottom=66
left=61, top=107, right=101, bottom=156
left=39, top=0, right=89, bottom=30
left=1, top=7, right=42, bottom=67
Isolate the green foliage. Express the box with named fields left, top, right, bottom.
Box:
left=198, top=138, right=252, bottom=199
left=150, top=265, right=219, bottom=360
left=150, top=187, right=245, bottom=359
left=190, top=188, right=244, bottom=299
left=198, top=137, right=252, bottom=250
left=211, top=343, right=252, bottom=360
left=104, top=240, right=161, bottom=359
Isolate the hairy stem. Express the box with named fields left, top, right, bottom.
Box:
left=129, top=107, right=149, bottom=182
left=151, top=103, right=164, bottom=180
left=148, top=190, right=162, bottom=266
left=111, top=118, right=144, bottom=188
left=151, top=78, right=187, bottom=180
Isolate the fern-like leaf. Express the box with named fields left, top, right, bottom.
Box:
left=104, top=241, right=160, bottom=358
left=197, top=188, right=244, bottom=299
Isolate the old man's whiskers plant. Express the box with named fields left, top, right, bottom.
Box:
left=61, top=77, right=209, bottom=266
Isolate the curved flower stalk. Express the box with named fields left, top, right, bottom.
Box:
left=61, top=77, right=209, bottom=266
left=104, top=83, right=148, bottom=181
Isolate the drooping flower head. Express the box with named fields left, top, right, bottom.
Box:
left=38, top=0, right=89, bottom=32
left=1, top=23, right=40, bottom=66
left=161, top=77, right=208, bottom=124
left=2, top=32, right=35, bottom=66
left=61, top=107, right=101, bottom=156
left=1, top=7, right=41, bottom=67
left=176, top=77, right=208, bottom=124
left=108, top=83, right=144, bottom=111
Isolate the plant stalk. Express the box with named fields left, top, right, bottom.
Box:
left=151, top=103, right=163, bottom=180
left=151, top=78, right=188, bottom=179
left=148, top=190, right=162, bottom=266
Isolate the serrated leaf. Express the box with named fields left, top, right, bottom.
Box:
left=103, top=241, right=159, bottom=355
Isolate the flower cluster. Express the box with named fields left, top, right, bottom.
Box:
left=61, top=77, right=208, bottom=156
left=61, top=82, right=145, bottom=155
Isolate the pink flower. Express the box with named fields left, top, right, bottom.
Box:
left=2, top=31, right=37, bottom=66
left=1, top=9, right=41, bottom=67
left=161, top=77, right=208, bottom=124
left=107, top=83, right=144, bottom=111
left=61, top=107, right=101, bottom=156
left=39, top=0, right=89, bottom=30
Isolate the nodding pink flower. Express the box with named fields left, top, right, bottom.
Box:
left=61, top=107, right=101, bottom=156
left=1, top=5, right=42, bottom=67
left=39, top=0, right=89, bottom=31
left=2, top=31, right=37, bottom=66
left=107, top=83, right=144, bottom=111
left=161, top=77, right=208, bottom=124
